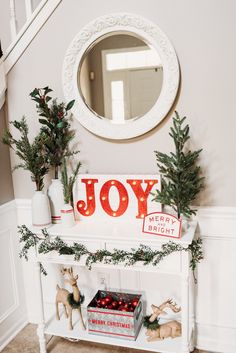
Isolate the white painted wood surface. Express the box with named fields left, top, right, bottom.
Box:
left=15, top=200, right=236, bottom=353
left=27, top=214, right=196, bottom=353
left=0, top=201, right=27, bottom=351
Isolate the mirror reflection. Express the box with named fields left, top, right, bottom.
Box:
left=78, top=32, right=163, bottom=124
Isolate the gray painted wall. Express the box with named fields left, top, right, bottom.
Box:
left=3, top=0, right=236, bottom=206
left=0, top=106, right=14, bottom=205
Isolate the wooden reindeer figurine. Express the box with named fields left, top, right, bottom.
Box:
left=56, top=267, right=86, bottom=330
left=145, top=299, right=181, bottom=341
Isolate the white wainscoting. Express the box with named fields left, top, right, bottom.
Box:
left=195, top=207, right=236, bottom=353
left=0, top=200, right=27, bottom=351
left=15, top=200, right=236, bottom=353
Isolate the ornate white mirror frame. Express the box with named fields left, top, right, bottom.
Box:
left=62, top=13, right=180, bottom=140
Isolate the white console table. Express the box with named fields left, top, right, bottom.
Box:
left=31, top=219, right=197, bottom=353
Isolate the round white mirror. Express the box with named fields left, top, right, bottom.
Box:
left=63, top=13, right=179, bottom=139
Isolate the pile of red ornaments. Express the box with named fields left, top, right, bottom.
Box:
left=95, top=294, right=139, bottom=312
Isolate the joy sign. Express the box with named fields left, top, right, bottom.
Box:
left=74, top=175, right=161, bottom=220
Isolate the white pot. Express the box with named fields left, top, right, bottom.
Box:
left=48, top=179, right=64, bottom=224
left=61, top=203, right=75, bottom=228
left=32, top=191, right=51, bottom=227
left=181, top=219, right=190, bottom=235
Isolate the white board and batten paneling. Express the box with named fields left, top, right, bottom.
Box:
left=195, top=207, right=236, bottom=353
left=0, top=200, right=27, bottom=351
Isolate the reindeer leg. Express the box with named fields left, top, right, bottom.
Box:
left=64, top=304, right=68, bottom=318
left=78, top=306, right=86, bottom=330
left=68, top=307, right=73, bottom=330
left=147, top=336, right=161, bottom=342
left=56, top=301, right=60, bottom=320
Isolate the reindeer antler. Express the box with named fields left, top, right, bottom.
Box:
left=160, top=299, right=181, bottom=313
left=149, top=299, right=181, bottom=323
left=61, top=267, right=74, bottom=278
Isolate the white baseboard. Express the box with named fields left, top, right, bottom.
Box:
left=0, top=317, right=28, bottom=351
left=196, top=323, right=236, bottom=353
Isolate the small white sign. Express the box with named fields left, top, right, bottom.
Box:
left=142, top=212, right=182, bottom=239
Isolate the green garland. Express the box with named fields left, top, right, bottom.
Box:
left=67, top=293, right=85, bottom=309
left=143, top=315, right=160, bottom=330
left=18, top=225, right=203, bottom=282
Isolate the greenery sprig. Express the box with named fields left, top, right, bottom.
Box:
left=30, top=87, right=76, bottom=179
left=18, top=225, right=203, bottom=282
left=2, top=117, right=48, bottom=191
left=67, top=293, right=85, bottom=309
left=143, top=315, right=160, bottom=330
left=61, top=157, right=82, bottom=206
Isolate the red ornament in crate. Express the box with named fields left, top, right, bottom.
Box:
left=131, top=298, right=139, bottom=308
left=111, top=300, right=118, bottom=309
left=104, top=295, right=113, bottom=305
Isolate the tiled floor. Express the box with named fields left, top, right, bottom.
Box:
left=2, top=324, right=211, bottom=353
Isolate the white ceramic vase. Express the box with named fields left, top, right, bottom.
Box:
left=60, top=203, right=76, bottom=228
left=181, top=219, right=190, bottom=235
left=48, top=179, right=64, bottom=224
left=32, top=191, right=51, bottom=227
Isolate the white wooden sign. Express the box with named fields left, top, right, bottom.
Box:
left=142, top=212, right=182, bottom=239
left=74, top=175, right=161, bottom=220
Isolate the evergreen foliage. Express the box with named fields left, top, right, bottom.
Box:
left=61, top=157, right=82, bottom=206
left=153, top=112, right=204, bottom=219
left=18, top=225, right=203, bottom=281
left=30, top=87, right=76, bottom=179
left=2, top=117, right=48, bottom=191
left=67, top=293, right=85, bottom=308
left=143, top=315, right=160, bottom=330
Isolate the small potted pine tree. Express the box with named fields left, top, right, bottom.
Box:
left=2, top=117, right=51, bottom=227
left=153, top=111, right=204, bottom=233
left=30, top=87, right=76, bottom=224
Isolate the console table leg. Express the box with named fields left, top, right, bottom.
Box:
left=189, top=274, right=195, bottom=352
left=37, top=323, right=47, bottom=353
left=181, top=275, right=190, bottom=353
left=35, top=262, right=47, bottom=353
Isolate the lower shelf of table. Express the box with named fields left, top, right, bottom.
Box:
left=44, top=305, right=188, bottom=353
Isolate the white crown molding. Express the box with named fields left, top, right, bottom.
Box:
left=197, top=206, right=236, bottom=220
left=0, top=200, right=16, bottom=215
left=3, top=0, right=62, bottom=74
left=15, top=198, right=31, bottom=209
left=196, top=206, right=236, bottom=238
left=15, top=199, right=236, bottom=239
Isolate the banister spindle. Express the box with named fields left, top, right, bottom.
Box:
left=9, top=0, right=17, bottom=39
left=0, top=41, right=3, bottom=58
left=25, top=0, right=33, bottom=20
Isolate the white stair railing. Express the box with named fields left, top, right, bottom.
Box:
left=0, top=0, right=62, bottom=109
left=4, top=0, right=62, bottom=73
left=0, top=58, right=6, bottom=110
left=9, top=0, right=17, bottom=40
